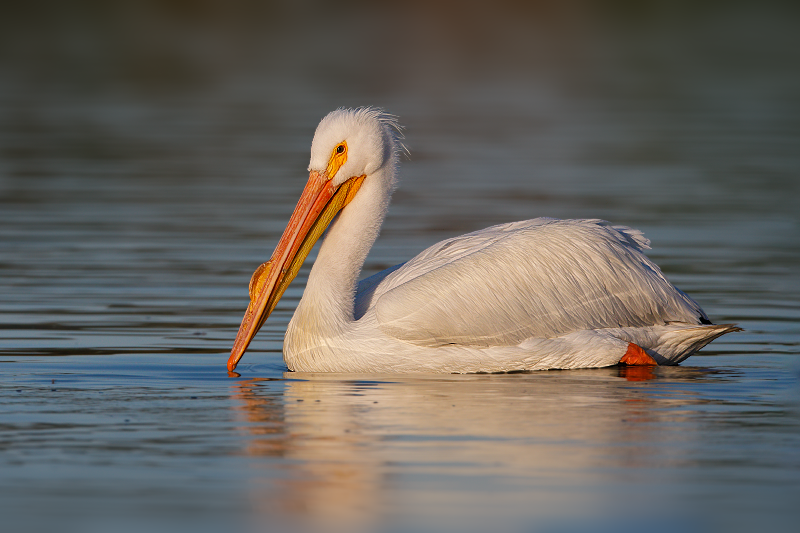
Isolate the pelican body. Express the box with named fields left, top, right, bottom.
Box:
left=228, top=107, right=738, bottom=373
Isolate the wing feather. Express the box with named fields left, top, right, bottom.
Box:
left=360, top=218, right=707, bottom=347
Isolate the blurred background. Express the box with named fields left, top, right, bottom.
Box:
left=3, top=0, right=798, bottom=195
left=1, top=1, right=799, bottom=532
left=2, top=0, right=798, bottom=355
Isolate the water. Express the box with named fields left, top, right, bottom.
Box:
left=1, top=2, right=799, bottom=532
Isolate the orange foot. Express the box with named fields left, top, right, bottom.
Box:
left=619, top=343, right=658, bottom=366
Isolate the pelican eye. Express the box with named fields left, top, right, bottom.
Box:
left=327, top=141, right=348, bottom=177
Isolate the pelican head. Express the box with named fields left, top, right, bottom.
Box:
left=228, top=107, right=402, bottom=371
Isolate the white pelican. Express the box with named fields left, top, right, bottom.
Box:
left=228, top=107, right=739, bottom=373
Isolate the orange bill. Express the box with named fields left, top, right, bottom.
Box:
left=227, top=170, right=366, bottom=371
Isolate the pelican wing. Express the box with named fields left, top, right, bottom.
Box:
left=360, top=218, right=708, bottom=347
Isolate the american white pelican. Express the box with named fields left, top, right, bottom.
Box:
left=228, top=107, right=739, bottom=373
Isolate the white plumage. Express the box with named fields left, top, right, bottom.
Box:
left=228, top=107, right=739, bottom=373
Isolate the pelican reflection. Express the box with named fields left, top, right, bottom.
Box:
left=230, top=367, right=724, bottom=530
